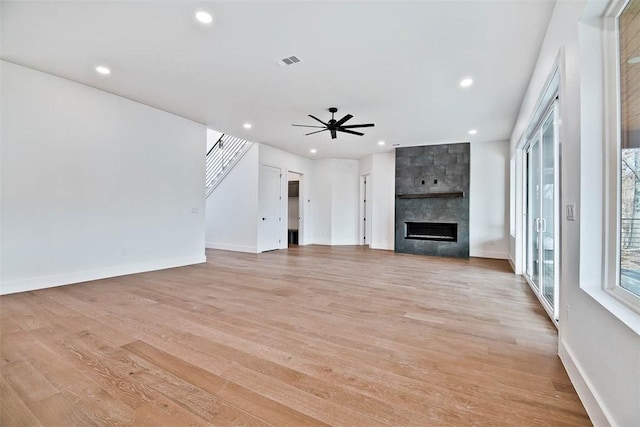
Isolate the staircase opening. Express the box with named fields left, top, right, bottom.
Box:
left=205, top=131, right=254, bottom=197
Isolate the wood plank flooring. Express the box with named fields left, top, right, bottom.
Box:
left=0, top=245, right=591, bottom=426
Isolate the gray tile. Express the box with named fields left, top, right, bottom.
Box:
left=395, top=143, right=470, bottom=259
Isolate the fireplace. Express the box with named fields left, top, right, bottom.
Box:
left=405, top=222, right=457, bottom=242
left=395, top=143, right=469, bottom=258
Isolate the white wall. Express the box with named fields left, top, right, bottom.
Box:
left=205, top=143, right=259, bottom=253
left=310, top=159, right=360, bottom=246
left=362, top=152, right=395, bottom=250
left=330, top=159, right=360, bottom=245
left=312, top=160, right=334, bottom=245
left=509, top=2, right=640, bottom=425
left=0, top=61, right=206, bottom=295
left=205, top=144, right=361, bottom=250
left=470, top=140, right=510, bottom=259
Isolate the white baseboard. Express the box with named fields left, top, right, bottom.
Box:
left=559, top=340, right=612, bottom=427
left=205, top=242, right=258, bottom=253
left=508, top=257, right=516, bottom=273
left=469, top=250, right=508, bottom=260
left=370, top=245, right=394, bottom=251
left=0, top=254, right=206, bottom=296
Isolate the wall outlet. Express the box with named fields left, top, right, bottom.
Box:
left=566, top=204, right=576, bottom=221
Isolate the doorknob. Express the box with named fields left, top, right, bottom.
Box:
left=262, top=217, right=266, bottom=220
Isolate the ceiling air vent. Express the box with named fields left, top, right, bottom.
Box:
left=278, top=55, right=302, bottom=66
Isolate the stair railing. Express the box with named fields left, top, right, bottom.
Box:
left=205, top=133, right=254, bottom=197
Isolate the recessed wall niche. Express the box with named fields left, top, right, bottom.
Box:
left=395, top=143, right=470, bottom=258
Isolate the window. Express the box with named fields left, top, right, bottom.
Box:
left=606, top=0, right=640, bottom=310
left=619, top=0, right=640, bottom=299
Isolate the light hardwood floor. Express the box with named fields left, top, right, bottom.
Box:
left=0, top=246, right=590, bottom=426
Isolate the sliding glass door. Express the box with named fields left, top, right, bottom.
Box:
left=525, top=102, right=559, bottom=321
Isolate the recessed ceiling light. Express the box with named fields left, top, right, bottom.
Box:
left=95, top=66, right=111, bottom=75
left=460, top=78, right=473, bottom=88
left=195, top=11, right=213, bottom=24
left=310, top=149, right=317, bottom=154
left=378, top=140, right=385, bottom=146
left=243, top=123, right=252, bottom=129
left=628, top=56, right=640, bottom=65
left=468, top=129, right=477, bottom=135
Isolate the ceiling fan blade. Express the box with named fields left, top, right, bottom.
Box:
left=337, top=129, right=365, bottom=136
left=330, top=128, right=337, bottom=139
left=339, top=123, right=375, bottom=129
left=305, top=129, right=328, bottom=136
left=292, top=124, right=326, bottom=128
left=334, top=114, right=353, bottom=127
left=308, top=115, right=328, bottom=126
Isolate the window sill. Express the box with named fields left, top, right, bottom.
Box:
left=581, top=285, right=640, bottom=335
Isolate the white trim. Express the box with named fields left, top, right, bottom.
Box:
left=521, top=94, right=561, bottom=324
left=582, top=286, right=640, bottom=334
left=521, top=69, right=561, bottom=147
left=576, top=1, right=640, bottom=332
left=514, top=148, right=525, bottom=275
left=470, top=251, right=509, bottom=260
left=515, top=51, right=564, bottom=280
left=0, top=255, right=206, bottom=296
left=508, top=257, right=517, bottom=273
left=205, top=242, right=259, bottom=253
left=369, top=245, right=393, bottom=251
left=601, top=0, right=640, bottom=312
left=559, top=340, right=613, bottom=427
left=286, top=169, right=305, bottom=246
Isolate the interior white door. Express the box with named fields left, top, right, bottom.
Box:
left=259, top=165, right=282, bottom=252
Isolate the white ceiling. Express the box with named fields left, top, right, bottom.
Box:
left=1, top=1, right=555, bottom=159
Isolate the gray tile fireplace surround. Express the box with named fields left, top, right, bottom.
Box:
left=395, top=143, right=470, bottom=258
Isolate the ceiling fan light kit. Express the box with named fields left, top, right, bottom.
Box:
left=292, top=107, right=375, bottom=139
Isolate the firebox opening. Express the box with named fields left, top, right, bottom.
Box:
left=405, top=222, right=457, bottom=242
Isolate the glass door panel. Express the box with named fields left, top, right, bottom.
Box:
left=527, top=139, right=542, bottom=289
left=540, top=114, right=555, bottom=309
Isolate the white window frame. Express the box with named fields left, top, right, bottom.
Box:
left=602, top=0, right=640, bottom=312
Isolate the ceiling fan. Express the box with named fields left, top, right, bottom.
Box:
left=292, top=107, right=374, bottom=139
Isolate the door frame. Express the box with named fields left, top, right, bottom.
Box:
left=522, top=99, right=561, bottom=323
left=287, top=170, right=304, bottom=246
left=359, top=174, right=371, bottom=245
